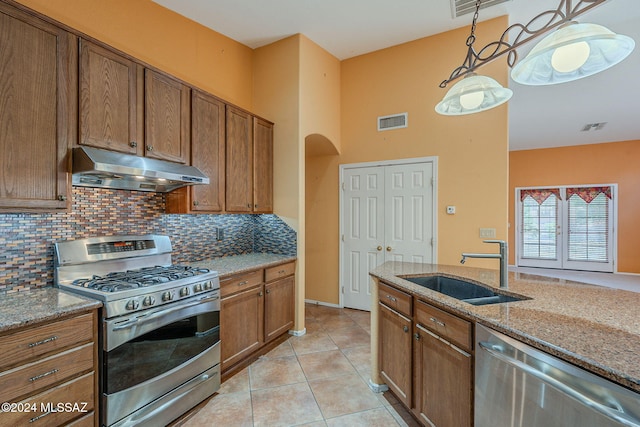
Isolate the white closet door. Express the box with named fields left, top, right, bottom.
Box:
left=341, top=161, right=435, bottom=311
left=384, top=163, right=434, bottom=264
left=342, top=166, right=385, bottom=311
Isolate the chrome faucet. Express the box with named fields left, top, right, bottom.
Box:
left=461, top=240, right=508, bottom=289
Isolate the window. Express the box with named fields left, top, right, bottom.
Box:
left=516, top=185, right=615, bottom=272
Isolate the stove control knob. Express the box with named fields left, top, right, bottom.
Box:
left=203, top=281, right=212, bottom=290
left=180, top=287, right=190, bottom=297
left=193, top=283, right=203, bottom=293
left=162, top=291, right=174, bottom=302
left=143, top=296, right=156, bottom=307
left=125, top=299, right=140, bottom=311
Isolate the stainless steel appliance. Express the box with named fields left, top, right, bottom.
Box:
left=476, top=324, right=640, bottom=427
left=54, top=235, right=221, bottom=427
left=72, top=146, right=210, bottom=192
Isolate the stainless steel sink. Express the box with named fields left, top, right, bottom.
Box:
left=404, top=275, right=528, bottom=305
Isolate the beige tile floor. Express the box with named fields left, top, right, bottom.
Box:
left=182, top=303, right=421, bottom=427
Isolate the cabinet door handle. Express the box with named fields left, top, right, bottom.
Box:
left=57, top=195, right=67, bottom=202
left=430, top=317, right=446, bottom=327
left=28, top=336, right=58, bottom=348
left=386, top=295, right=397, bottom=302
left=193, top=201, right=200, bottom=206
left=146, top=145, right=154, bottom=151
left=266, top=289, right=271, bottom=294
left=386, top=246, right=392, bottom=252
left=403, top=325, right=409, bottom=333
left=130, top=141, right=138, bottom=148
left=376, top=246, right=383, bottom=251
left=29, top=368, right=59, bottom=382
left=255, top=204, right=258, bottom=209
left=414, top=332, right=420, bottom=341
left=247, top=204, right=251, bottom=208
left=259, top=291, right=263, bottom=297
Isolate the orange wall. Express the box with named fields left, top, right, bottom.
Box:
left=509, top=140, right=640, bottom=273
left=16, top=0, right=254, bottom=109
left=305, top=17, right=510, bottom=304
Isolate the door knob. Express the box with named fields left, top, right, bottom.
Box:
left=377, top=246, right=383, bottom=251
left=386, top=246, right=392, bottom=252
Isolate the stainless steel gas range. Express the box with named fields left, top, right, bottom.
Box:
left=54, top=235, right=221, bottom=427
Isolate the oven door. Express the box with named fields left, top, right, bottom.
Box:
left=103, top=292, right=220, bottom=427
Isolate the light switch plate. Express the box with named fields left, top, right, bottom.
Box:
left=479, top=228, right=496, bottom=238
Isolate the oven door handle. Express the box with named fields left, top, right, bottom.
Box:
left=112, top=294, right=219, bottom=332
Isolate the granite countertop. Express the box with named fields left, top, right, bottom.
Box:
left=188, top=253, right=296, bottom=278
left=0, top=288, right=102, bottom=334
left=370, top=262, right=640, bottom=393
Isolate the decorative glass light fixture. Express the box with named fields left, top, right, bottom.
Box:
left=511, top=21, right=635, bottom=85
left=436, top=0, right=636, bottom=115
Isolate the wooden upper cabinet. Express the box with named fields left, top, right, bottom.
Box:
left=78, top=39, right=143, bottom=155
left=168, top=90, right=225, bottom=213
left=253, top=117, right=274, bottom=213
left=0, top=3, right=76, bottom=211
left=144, top=69, right=190, bottom=164
left=225, top=105, right=253, bottom=212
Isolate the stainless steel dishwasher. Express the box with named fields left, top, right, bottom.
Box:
left=475, top=324, right=640, bottom=427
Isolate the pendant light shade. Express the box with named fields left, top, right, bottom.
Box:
left=435, top=73, right=513, bottom=116
left=511, top=21, right=636, bottom=85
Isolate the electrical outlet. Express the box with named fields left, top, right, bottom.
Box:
left=446, top=206, right=456, bottom=214
left=216, top=227, right=224, bottom=241
left=479, top=228, right=496, bottom=238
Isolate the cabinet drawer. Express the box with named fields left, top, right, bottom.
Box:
left=378, top=281, right=412, bottom=318
left=265, top=262, right=295, bottom=282
left=415, top=300, right=472, bottom=352
left=220, top=269, right=264, bottom=298
left=0, top=313, right=94, bottom=370
left=0, top=372, right=94, bottom=427
left=0, top=342, right=94, bottom=403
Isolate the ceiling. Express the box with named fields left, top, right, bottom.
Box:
left=152, top=0, right=640, bottom=151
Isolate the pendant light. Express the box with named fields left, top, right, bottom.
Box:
left=511, top=21, right=635, bottom=85
left=435, top=73, right=512, bottom=115
left=436, top=0, right=512, bottom=116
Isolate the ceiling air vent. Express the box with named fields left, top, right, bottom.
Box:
left=451, top=0, right=512, bottom=18
left=581, top=122, right=607, bottom=132
left=378, top=113, right=408, bottom=131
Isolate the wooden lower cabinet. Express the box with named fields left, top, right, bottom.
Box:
left=264, top=275, right=294, bottom=342
left=379, top=302, right=412, bottom=407
left=220, top=283, right=264, bottom=370
left=0, top=311, right=98, bottom=427
left=413, top=324, right=472, bottom=427
left=377, top=281, right=474, bottom=427
left=220, top=261, right=296, bottom=374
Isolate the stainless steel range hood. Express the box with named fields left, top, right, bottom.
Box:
left=72, top=146, right=209, bottom=193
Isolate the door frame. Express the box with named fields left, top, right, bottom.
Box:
left=339, top=156, right=438, bottom=308
left=514, top=183, right=618, bottom=273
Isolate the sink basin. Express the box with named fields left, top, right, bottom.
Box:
left=403, top=275, right=528, bottom=306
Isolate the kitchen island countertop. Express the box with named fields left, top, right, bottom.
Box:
left=370, top=262, right=640, bottom=393
left=0, top=287, right=102, bottom=333
left=188, top=253, right=296, bottom=278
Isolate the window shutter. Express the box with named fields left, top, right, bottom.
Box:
left=567, top=190, right=610, bottom=263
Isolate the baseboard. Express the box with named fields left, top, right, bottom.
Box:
left=304, top=299, right=342, bottom=308
left=368, top=378, right=389, bottom=393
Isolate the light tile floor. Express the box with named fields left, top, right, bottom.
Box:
left=182, top=303, right=420, bottom=427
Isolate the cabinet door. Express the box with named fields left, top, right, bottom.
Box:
left=414, top=324, right=472, bottom=427
left=190, top=90, right=225, bottom=212
left=0, top=4, right=75, bottom=211
left=253, top=117, right=273, bottom=213
left=225, top=105, right=253, bottom=212
left=264, top=275, right=294, bottom=342
left=144, top=69, right=190, bottom=164
left=79, top=39, right=143, bottom=155
left=379, top=302, right=412, bottom=407
left=220, top=284, right=264, bottom=370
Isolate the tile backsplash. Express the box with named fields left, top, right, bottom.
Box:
left=0, top=187, right=296, bottom=293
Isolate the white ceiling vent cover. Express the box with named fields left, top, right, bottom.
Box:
left=451, top=0, right=511, bottom=18
left=378, top=113, right=408, bottom=131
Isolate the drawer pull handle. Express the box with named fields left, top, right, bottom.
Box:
left=429, top=317, right=446, bottom=327
left=386, top=295, right=397, bottom=302
left=28, top=336, right=58, bottom=348
left=278, top=270, right=286, bottom=274
left=30, top=412, right=52, bottom=423
left=239, top=281, right=248, bottom=286
left=29, top=368, right=59, bottom=382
